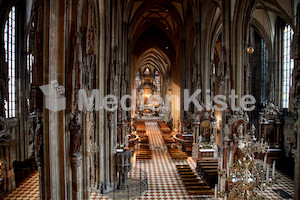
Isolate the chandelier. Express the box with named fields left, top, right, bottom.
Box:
left=220, top=131, right=277, bottom=200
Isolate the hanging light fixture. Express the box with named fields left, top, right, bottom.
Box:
left=247, top=0, right=254, bottom=54
left=247, top=46, right=255, bottom=54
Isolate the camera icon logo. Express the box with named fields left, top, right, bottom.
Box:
left=40, top=80, right=66, bottom=112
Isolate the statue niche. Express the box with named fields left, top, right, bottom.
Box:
left=227, top=110, right=249, bottom=139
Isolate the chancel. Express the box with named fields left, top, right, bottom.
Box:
left=0, top=0, right=299, bottom=200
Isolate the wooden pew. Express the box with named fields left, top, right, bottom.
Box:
left=176, top=164, right=214, bottom=196
left=196, top=159, right=218, bottom=187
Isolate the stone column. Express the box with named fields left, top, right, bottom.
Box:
left=42, top=1, right=68, bottom=199
left=192, top=122, right=200, bottom=159
left=294, top=109, right=300, bottom=200
left=211, top=121, right=218, bottom=158
left=294, top=5, right=300, bottom=199
left=71, top=155, right=83, bottom=200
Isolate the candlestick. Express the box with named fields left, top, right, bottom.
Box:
left=220, top=157, right=223, bottom=170
left=272, top=160, right=276, bottom=179
left=214, top=184, right=217, bottom=199
left=263, top=154, right=267, bottom=170
left=220, top=178, right=223, bottom=191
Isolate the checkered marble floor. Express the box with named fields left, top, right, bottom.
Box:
left=3, top=172, right=39, bottom=200
left=3, top=122, right=295, bottom=200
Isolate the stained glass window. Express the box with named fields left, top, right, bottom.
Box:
left=4, top=7, right=16, bottom=118
left=282, top=24, right=294, bottom=108
left=260, top=39, right=268, bottom=105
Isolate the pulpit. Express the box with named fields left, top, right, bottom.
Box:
left=116, top=150, right=132, bottom=190
left=258, top=103, right=282, bottom=163
left=259, top=103, right=282, bottom=148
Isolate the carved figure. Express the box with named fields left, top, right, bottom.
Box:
left=34, top=116, right=43, bottom=157
left=237, top=123, right=243, bottom=138
left=70, top=114, right=82, bottom=155
left=224, top=124, right=231, bottom=140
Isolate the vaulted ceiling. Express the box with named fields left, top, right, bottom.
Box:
left=127, top=0, right=190, bottom=46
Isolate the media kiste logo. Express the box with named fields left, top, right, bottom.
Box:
left=40, top=80, right=66, bottom=112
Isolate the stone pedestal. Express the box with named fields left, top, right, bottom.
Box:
left=71, top=155, right=83, bottom=200
left=116, top=150, right=132, bottom=190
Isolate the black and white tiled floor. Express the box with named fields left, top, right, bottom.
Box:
left=3, top=122, right=295, bottom=200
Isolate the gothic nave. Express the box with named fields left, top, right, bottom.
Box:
left=0, top=0, right=299, bottom=200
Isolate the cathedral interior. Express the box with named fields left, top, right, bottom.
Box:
left=0, top=0, right=300, bottom=199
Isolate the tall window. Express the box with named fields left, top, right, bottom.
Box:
left=4, top=7, right=16, bottom=118
left=260, top=39, right=268, bottom=105
left=27, top=36, right=33, bottom=84
left=155, top=70, right=161, bottom=94
left=282, top=24, right=294, bottom=108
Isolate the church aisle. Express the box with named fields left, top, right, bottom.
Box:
left=91, top=121, right=212, bottom=200
left=2, top=121, right=295, bottom=200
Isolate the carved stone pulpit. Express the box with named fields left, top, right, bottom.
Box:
left=116, top=150, right=132, bottom=190
left=259, top=103, right=282, bottom=148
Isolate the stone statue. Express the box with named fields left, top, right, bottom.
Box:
left=34, top=115, right=43, bottom=157
left=224, top=124, right=231, bottom=140
left=195, top=113, right=200, bottom=122
left=237, top=123, right=243, bottom=138
left=198, top=135, right=203, bottom=145
left=70, top=113, right=82, bottom=155
left=210, top=133, right=215, bottom=144
left=250, top=124, right=256, bottom=136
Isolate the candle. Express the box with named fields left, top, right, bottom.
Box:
left=220, top=157, right=223, bottom=170
left=272, top=160, right=276, bottom=179
left=214, top=184, right=217, bottom=199
left=266, top=166, right=269, bottom=183
left=263, top=154, right=267, bottom=170
left=220, top=179, right=223, bottom=191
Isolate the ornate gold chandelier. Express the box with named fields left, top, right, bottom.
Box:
left=220, top=132, right=277, bottom=200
